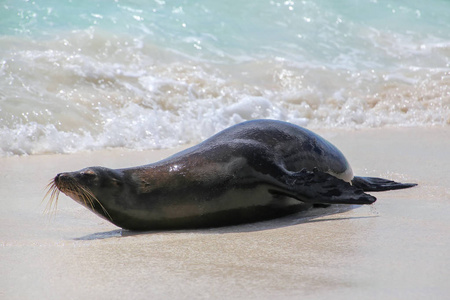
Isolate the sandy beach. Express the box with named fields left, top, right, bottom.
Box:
left=1, top=127, right=449, bottom=300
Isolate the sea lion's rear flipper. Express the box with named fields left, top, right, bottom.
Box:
left=277, top=169, right=376, bottom=205
left=351, top=176, right=417, bottom=192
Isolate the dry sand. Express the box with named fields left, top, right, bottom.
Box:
left=1, top=127, right=449, bottom=300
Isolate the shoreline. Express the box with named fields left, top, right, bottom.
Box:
left=1, top=126, right=449, bottom=299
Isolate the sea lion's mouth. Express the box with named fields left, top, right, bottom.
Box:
left=44, top=173, right=112, bottom=220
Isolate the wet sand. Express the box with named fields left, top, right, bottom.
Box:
left=1, top=127, right=449, bottom=299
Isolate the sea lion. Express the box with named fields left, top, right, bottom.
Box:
left=45, top=119, right=416, bottom=230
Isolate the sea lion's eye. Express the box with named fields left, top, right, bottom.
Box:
left=81, top=170, right=97, bottom=179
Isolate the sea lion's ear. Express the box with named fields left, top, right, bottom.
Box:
left=110, top=178, right=122, bottom=186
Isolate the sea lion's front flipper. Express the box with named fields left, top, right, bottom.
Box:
left=278, top=169, right=376, bottom=205
left=351, top=176, right=417, bottom=192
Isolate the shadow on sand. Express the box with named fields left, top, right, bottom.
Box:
left=74, top=204, right=377, bottom=241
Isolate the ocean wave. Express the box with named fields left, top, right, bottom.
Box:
left=1, top=31, right=448, bottom=156
left=1, top=0, right=450, bottom=156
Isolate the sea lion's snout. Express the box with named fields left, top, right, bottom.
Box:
left=54, top=172, right=73, bottom=185
left=51, top=168, right=100, bottom=206
left=54, top=172, right=76, bottom=190
left=46, top=167, right=114, bottom=220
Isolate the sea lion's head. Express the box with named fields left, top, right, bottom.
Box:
left=45, top=167, right=124, bottom=220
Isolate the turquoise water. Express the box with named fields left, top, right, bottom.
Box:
left=3, top=0, right=450, bottom=67
left=1, top=0, right=449, bottom=155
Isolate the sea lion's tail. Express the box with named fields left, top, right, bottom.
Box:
left=351, top=176, right=417, bottom=192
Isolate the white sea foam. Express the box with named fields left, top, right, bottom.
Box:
left=1, top=32, right=449, bottom=156
left=1, top=1, right=450, bottom=156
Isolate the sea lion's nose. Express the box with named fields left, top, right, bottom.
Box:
left=55, top=173, right=70, bottom=183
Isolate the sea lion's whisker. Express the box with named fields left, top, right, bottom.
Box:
left=50, top=187, right=60, bottom=215
left=96, top=202, right=113, bottom=221
left=43, top=181, right=55, bottom=206
left=43, top=178, right=113, bottom=221
left=77, top=185, right=95, bottom=210
left=76, top=184, right=113, bottom=221
left=43, top=181, right=61, bottom=216
left=89, top=194, right=113, bottom=221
